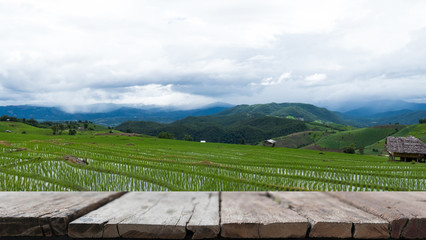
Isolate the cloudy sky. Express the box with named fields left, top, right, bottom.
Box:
left=1, top=0, right=426, bottom=112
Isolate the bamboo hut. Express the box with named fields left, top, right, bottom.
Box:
left=385, top=136, right=426, bottom=162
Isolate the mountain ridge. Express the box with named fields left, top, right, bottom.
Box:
left=0, top=104, right=232, bottom=126
left=1, top=101, right=425, bottom=127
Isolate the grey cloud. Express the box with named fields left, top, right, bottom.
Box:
left=0, top=0, right=425, bottom=111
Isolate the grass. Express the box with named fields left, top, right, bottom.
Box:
left=0, top=122, right=425, bottom=191
left=363, top=123, right=426, bottom=155
left=316, top=125, right=404, bottom=149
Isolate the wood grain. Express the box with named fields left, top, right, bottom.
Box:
left=0, top=192, right=124, bottom=237
left=271, top=192, right=389, bottom=239
left=70, top=192, right=219, bottom=239
left=186, top=192, right=220, bottom=239
left=329, top=192, right=426, bottom=239
left=221, top=192, right=309, bottom=238
left=1, top=192, right=424, bottom=239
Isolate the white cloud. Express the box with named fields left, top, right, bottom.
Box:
left=278, top=72, right=291, bottom=82
left=250, top=72, right=290, bottom=86
left=260, top=77, right=276, bottom=86
left=1, top=84, right=216, bottom=112
left=247, top=55, right=274, bottom=61
left=0, top=0, right=425, bottom=111
left=305, top=73, right=327, bottom=86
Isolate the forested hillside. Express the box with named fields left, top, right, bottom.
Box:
left=116, top=114, right=307, bottom=144
left=0, top=105, right=231, bottom=126
left=218, top=103, right=347, bottom=124
left=115, top=103, right=354, bottom=144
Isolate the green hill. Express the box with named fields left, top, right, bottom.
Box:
left=116, top=102, right=360, bottom=145
left=0, top=121, right=52, bottom=135
left=0, top=118, right=110, bottom=137
left=272, top=131, right=320, bottom=148
left=269, top=122, right=354, bottom=149
left=315, top=125, right=405, bottom=150
left=271, top=123, right=425, bottom=156
left=363, top=123, right=426, bottom=155
left=217, top=102, right=348, bottom=124
left=1, top=121, right=425, bottom=191
left=116, top=114, right=307, bottom=144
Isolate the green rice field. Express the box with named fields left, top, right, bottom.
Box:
left=1, top=122, right=425, bottom=191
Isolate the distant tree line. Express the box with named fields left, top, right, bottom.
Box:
left=420, top=119, right=426, bottom=124
left=116, top=114, right=308, bottom=144
left=1, top=115, right=39, bottom=127
left=1, top=115, right=96, bottom=135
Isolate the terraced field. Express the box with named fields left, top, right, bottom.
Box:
left=0, top=122, right=425, bottom=191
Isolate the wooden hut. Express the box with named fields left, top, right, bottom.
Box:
left=263, top=139, right=276, bottom=147
left=385, top=136, right=426, bottom=162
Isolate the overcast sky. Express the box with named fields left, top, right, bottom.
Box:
left=1, top=0, right=426, bottom=112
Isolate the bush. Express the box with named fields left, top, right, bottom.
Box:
left=183, top=134, right=193, bottom=141
left=69, top=129, right=77, bottom=135
left=158, top=131, right=174, bottom=139
left=343, top=146, right=355, bottom=154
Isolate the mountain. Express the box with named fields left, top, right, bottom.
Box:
left=369, top=110, right=426, bottom=125
left=342, top=100, right=426, bottom=118
left=0, top=104, right=232, bottom=126
left=2, top=101, right=424, bottom=129
left=218, top=102, right=348, bottom=124
left=337, top=110, right=426, bottom=126
left=116, top=113, right=307, bottom=144
left=116, top=102, right=349, bottom=144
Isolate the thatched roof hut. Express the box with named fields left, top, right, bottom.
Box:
left=385, top=136, right=426, bottom=162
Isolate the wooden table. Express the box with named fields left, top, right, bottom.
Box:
left=0, top=192, right=424, bottom=239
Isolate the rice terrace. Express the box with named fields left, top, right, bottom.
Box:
left=1, top=120, right=425, bottom=191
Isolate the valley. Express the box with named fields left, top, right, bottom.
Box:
left=0, top=118, right=425, bottom=191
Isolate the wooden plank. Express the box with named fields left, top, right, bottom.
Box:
left=69, top=192, right=219, bottom=239
left=329, top=192, right=426, bottom=239
left=186, top=192, right=220, bottom=239
left=0, top=192, right=124, bottom=237
left=221, top=192, right=309, bottom=238
left=271, top=192, right=389, bottom=239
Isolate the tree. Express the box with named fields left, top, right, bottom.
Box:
left=27, top=118, right=38, bottom=127
left=343, top=146, right=355, bottom=154
left=158, top=132, right=174, bottom=139
left=0, top=115, right=18, bottom=122
left=420, top=119, right=426, bottom=124
left=358, top=147, right=364, bottom=155
left=51, top=125, right=59, bottom=135
left=183, top=134, right=193, bottom=141
left=59, top=124, right=65, bottom=135
left=69, top=129, right=77, bottom=135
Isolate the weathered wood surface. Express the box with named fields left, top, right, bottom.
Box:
left=270, top=192, right=390, bottom=239
left=221, top=192, right=309, bottom=238
left=187, top=192, right=220, bottom=239
left=329, top=192, right=426, bottom=239
left=0, top=192, right=124, bottom=237
left=1, top=192, right=425, bottom=239
left=69, top=192, right=219, bottom=239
